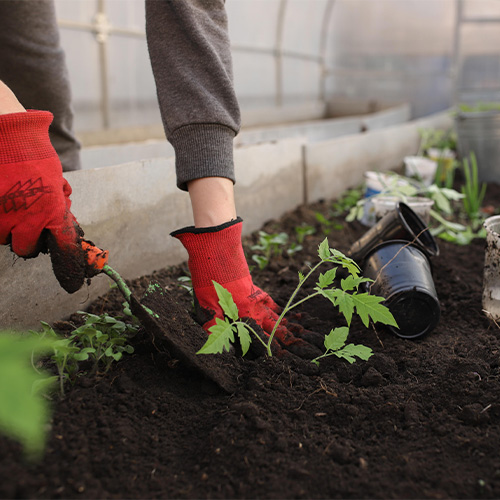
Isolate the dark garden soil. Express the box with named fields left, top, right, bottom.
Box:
left=2, top=182, right=500, bottom=500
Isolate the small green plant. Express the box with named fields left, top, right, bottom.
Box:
left=331, top=188, right=363, bottom=217
left=251, top=231, right=289, bottom=270
left=417, top=127, right=457, bottom=156
left=71, top=311, right=137, bottom=374
left=346, top=173, right=418, bottom=223
left=315, top=211, right=342, bottom=235
left=295, top=223, right=316, bottom=244
left=461, top=152, right=487, bottom=230
left=198, top=238, right=397, bottom=361
left=32, top=309, right=137, bottom=396
left=0, top=332, right=57, bottom=458
left=177, top=274, right=193, bottom=295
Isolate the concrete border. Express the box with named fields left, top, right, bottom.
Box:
left=0, top=110, right=453, bottom=329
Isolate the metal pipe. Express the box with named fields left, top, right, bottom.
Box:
left=275, top=0, right=287, bottom=106
left=95, top=0, right=111, bottom=129
left=319, top=0, right=336, bottom=104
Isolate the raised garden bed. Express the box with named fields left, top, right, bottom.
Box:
left=1, top=182, right=499, bottom=499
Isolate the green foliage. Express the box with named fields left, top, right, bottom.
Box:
left=311, top=327, right=373, bottom=366
left=346, top=172, right=419, bottom=223
left=197, top=282, right=264, bottom=356
left=331, top=188, right=363, bottom=217
left=0, top=332, right=56, bottom=458
left=72, top=311, right=137, bottom=373
left=197, top=238, right=397, bottom=362
left=177, top=274, right=193, bottom=295
left=295, top=223, right=316, bottom=244
left=431, top=153, right=487, bottom=244
left=417, top=127, right=457, bottom=155
left=32, top=309, right=137, bottom=397
left=458, top=102, right=500, bottom=113
left=251, top=231, right=289, bottom=270
left=314, top=211, right=343, bottom=235
left=461, top=152, right=487, bottom=229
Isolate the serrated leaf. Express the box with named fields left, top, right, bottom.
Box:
left=212, top=281, right=239, bottom=321
left=298, top=271, right=305, bottom=284
left=332, top=290, right=355, bottom=326
left=318, top=268, right=337, bottom=289
left=339, top=343, right=373, bottom=362
left=318, top=238, right=330, bottom=261
left=236, top=324, right=252, bottom=356
left=334, top=351, right=356, bottom=364
left=324, top=327, right=349, bottom=352
left=198, top=318, right=235, bottom=354
left=352, top=293, right=398, bottom=328
left=341, top=274, right=366, bottom=292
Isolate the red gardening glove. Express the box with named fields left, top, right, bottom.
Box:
left=172, top=218, right=323, bottom=359
left=0, top=110, right=88, bottom=293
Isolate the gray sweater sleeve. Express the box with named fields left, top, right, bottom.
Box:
left=145, top=0, right=241, bottom=191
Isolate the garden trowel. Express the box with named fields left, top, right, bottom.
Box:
left=82, top=241, right=241, bottom=393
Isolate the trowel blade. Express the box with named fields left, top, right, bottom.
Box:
left=129, top=282, right=241, bottom=393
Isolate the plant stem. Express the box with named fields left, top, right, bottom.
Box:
left=267, top=261, right=324, bottom=352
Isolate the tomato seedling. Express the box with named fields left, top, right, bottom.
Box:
left=198, top=238, right=397, bottom=362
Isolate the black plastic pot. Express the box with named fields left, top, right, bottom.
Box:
left=362, top=240, right=440, bottom=339
left=348, top=202, right=439, bottom=265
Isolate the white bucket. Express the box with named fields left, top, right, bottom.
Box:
left=404, top=156, right=438, bottom=187
left=482, top=216, right=500, bottom=321
left=373, top=196, right=434, bottom=225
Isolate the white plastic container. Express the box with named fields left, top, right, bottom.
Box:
left=372, top=196, right=434, bottom=225
left=482, top=216, right=500, bottom=321
left=404, top=156, right=438, bottom=187
left=361, top=171, right=411, bottom=227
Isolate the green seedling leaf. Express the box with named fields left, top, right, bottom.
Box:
left=337, top=344, right=373, bottom=363
left=236, top=324, right=252, bottom=356
left=337, top=343, right=373, bottom=363
left=318, top=238, right=330, bottom=261
left=324, top=326, right=349, bottom=352
left=73, top=347, right=96, bottom=361
left=352, top=293, right=398, bottom=328
left=0, top=333, right=56, bottom=458
left=341, top=274, right=370, bottom=292
left=213, top=281, right=239, bottom=321
left=252, top=254, right=269, bottom=271
left=318, top=268, right=337, bottom=289
left=317, top=288, right=355, bottom=326
left=199, top=318, right=235, bottom=354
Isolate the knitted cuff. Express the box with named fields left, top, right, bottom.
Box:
left=0, top=110, right=56, bottom=165
left=169, top=123, right=236, bottom=191
left=171, top=217, right=249, bottom=288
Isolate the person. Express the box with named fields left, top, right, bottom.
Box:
left=0, top=0, right=81, bottom=172
left=0, top=1, right=321, bottom=358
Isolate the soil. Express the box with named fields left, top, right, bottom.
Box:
left=2, top=182, right=500, bottom=500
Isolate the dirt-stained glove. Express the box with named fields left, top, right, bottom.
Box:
left=172, top=217, right=324, bottom=359
left=0, top=110, right=88, bottom=293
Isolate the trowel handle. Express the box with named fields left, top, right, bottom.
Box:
left=82, top=240, right=109, bottom=272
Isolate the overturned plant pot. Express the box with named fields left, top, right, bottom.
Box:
left=363, top=240, right=441, bottom=339
left=348, top=202, right=439, bottom=265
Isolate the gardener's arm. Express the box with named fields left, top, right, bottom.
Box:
left=0, top=80, right=92, bottom=293
left=146, top=2, right=323, bottom=358
left=0, top=80, right=26, bottom=114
